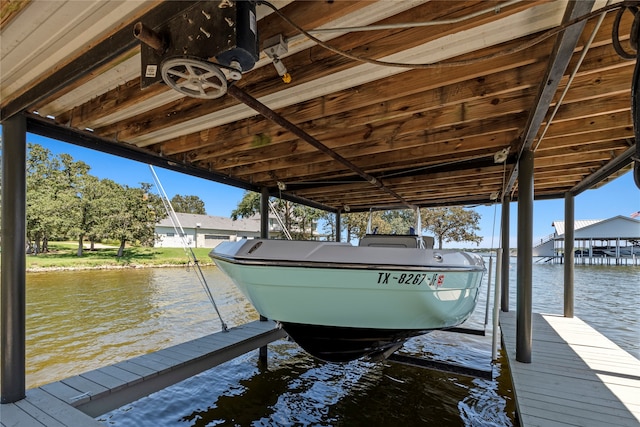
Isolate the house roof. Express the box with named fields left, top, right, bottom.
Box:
left=552, top=215, right=640, bottom=239
left=552, top=219, right=603, bottom=236
left=156, top=213, right=260, bottom=233
left=1, top=1, right=636, bottom=212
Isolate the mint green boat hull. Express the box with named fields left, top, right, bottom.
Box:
left=210, top=239, right=484, bottom=329
left=214, top=260, right=482, bottom=330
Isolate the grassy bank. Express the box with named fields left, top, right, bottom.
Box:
left=25, top=242, right=214, bottom=271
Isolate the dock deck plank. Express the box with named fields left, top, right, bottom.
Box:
left=500, top=312, right=640, bottom=427
left=1, top=320, right=286, bottom=426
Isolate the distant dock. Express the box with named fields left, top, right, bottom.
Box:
left=500, top=312, right=640, bottom=427
left=536, top=255, right=639, bottom=266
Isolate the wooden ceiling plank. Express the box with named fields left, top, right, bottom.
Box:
left=551, top=62, right=633, bottom=106
left=291, top=167, right=507, bottom=197
left=537, top=126, right=633, bottom=150
left=542, top=110, right=631, bottom=139
left=549, top=92, right=631, bottom=123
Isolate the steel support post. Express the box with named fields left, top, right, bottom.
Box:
left=564, top=192, right=574, bottom=317
left=500, top=195, right=510, bottom=312
left=258, top=187, right=270, bottom=364
left=516, top=150, right=533, bottom=363
left=1, top=114, right=27, bottom=403
left=335, top=210, right=341, bottom=242
left=260, top=187, right=269, bottom=239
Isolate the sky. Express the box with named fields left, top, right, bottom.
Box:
left=13, top=132, right=640, bottom=248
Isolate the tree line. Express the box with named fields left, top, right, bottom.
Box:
left=8, top=143, right=482, bottom=256
left=17, top=143, right=206, bottom=257
left=23, top=143, right=171, bottom=257
left=231, top=191, right=483, bottom=249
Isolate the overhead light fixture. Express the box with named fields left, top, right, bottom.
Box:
left=494, top=148, right=509, bottom=163
left=490, top=191, right=500, bottom=201
left=343, top=204, right=351, bottom=212
left=277, top=181, right=286, bottom=191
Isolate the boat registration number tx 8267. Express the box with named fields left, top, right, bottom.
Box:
left=376, top=272, right=444, bottom=287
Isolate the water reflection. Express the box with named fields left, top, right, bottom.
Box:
left=26, top=267, right=257, bottom=388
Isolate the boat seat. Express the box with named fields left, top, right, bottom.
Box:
left=358, top=234, right=434, bottom=249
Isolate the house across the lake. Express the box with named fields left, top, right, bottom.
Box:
left=532, top=215, right=640, bottom=265
left=154, top=213, right=275, bottom=248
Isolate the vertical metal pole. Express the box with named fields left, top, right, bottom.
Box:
left=516, top=149, right=533, bottom=363
left=335, top=210, right=341, bottom=242
left=500, top=195, right=510, bottom=312
left=258, top=187, right=270, bottom=364
left=484, top=256, right=493, bottom=326
left=564, top=192, right=574, bottom=318
left=492, top=248, right=503, bottom=361
left=260, top=188, right=269, bottom=240
left=1, top=114, right=27, bottom=403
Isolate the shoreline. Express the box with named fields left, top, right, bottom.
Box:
left=26, top=261, right=216, bottom=273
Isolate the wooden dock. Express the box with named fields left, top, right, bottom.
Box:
left=500, top=311, right=640, bottom=427
left=1, top=320, right=286, bottom=426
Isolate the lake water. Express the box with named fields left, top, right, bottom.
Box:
left=24, top=258, right=638, bottom=426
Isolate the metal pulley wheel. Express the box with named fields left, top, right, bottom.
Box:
left=161, top=58, right=228, bottom=99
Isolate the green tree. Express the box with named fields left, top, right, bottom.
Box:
left=55, top=154, right=96, bottom=256
left=338, top=210, right=416, bottom=241
left=289, top=203, right=324, bottom=240
left=171, top=194, right=206, bottom=214
left=420, top=206, right=482, bottom=249
left=105, top=183, right=166, bottom=257
left=230, top=191, right=260, bottom=220
left=231, top=191, right=322, bottom=239
left=26, top=144, right=72, bottom=253
left=342, top=212, right=369, bottom=241
left=83, top=178, right=125, bottom=251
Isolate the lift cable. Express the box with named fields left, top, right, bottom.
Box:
left=148, top=165, right=228, bottom=332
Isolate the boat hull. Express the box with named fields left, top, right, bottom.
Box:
left=278, top=322, right=432, bottom=362
left=210, top=239, right=484, bottom=361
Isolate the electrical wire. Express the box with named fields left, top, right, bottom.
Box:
left=258, top=1, right=633, bottom=69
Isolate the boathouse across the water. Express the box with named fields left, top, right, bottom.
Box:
left=533, top=215, right=640, bottom=264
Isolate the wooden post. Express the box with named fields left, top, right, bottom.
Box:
left=335, top=210, right=341, bottom=242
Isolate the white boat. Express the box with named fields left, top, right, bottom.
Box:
left=209, top=233, right=485, bottom=362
